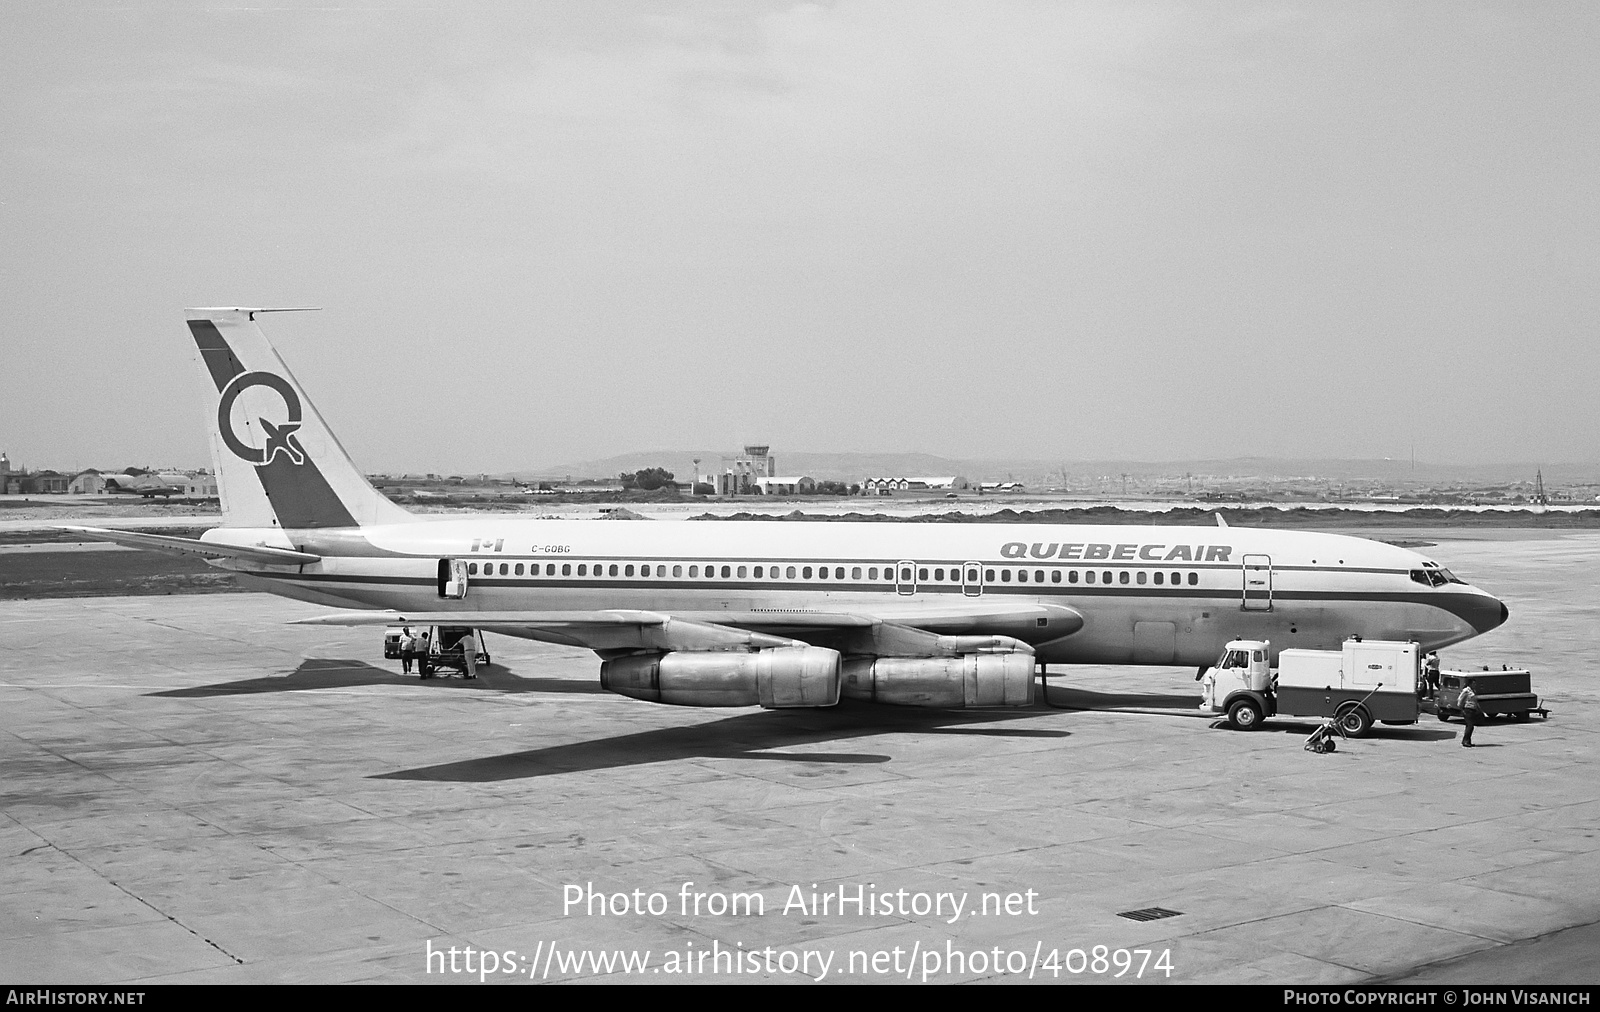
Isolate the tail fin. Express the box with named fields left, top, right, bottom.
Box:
left=186, top=308, right=412, bottom=530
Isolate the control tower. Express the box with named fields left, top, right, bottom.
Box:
left=719, top=444, right=776, bottom=495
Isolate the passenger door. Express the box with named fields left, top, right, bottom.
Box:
left=1241, top=554, right=1272, bottom=611
left=896, top=560, right=917, bottom=596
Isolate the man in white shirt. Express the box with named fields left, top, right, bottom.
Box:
left=399, top=627, right=416, bottom=674
left=1459, top=680, right=1480, bottom=748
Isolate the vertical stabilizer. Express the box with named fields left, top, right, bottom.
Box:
left=186, top=308, right=412, bottom=530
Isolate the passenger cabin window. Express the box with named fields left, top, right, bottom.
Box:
left=853, top=567, right=863, bottom=580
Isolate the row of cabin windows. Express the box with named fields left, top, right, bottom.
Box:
left=463, top=560, right=1200, bottom=587
left=996, top=568, right=1200, bottom=586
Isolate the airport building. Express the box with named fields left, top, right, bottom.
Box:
left=718, top=444, right=777, bottom=495
left=861, top=476, right=972, bottom=496
left=757, top=475, right=816, bottom=495
left=69, top=470, right=110, bottom=494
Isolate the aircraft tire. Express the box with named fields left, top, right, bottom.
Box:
left=1228, top=698, right=1263, bottom=731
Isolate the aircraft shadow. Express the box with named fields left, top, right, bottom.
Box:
left=148, top=659, right=607, bottom=697
left=1041, top=686, right=1203, bottom=710
left=374, top=702, right=1071, bottom=783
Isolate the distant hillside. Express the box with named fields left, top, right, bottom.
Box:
left=514, top=451, right=1599, bottom=486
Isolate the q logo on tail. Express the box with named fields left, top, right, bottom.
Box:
left=218, top=371, right=307, bottom=466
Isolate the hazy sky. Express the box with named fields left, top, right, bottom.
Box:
left=3, top=2, right=1597, bottom=474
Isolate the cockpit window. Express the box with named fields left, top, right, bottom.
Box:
left=1411, top=567, right=1450, bottom=587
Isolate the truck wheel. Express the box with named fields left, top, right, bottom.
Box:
left=1336, top=704, right=1372, bottom=738
left=1228, top=698, right=1263, bottom=731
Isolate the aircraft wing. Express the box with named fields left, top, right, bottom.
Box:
left=292, top=609, right=811, bottom=653
left=292, top=600, right=1081, bottom=657
left=59, top=526, right=322, bottom=566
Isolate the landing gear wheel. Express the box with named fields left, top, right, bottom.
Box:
left=1228, top=697, right=1263, bottom=731
left=1336, top=703, right=1372, bottom=738
left=1437, top=710, right=1451, bottom=722
left=1321, top=738, right=1336, bottom=753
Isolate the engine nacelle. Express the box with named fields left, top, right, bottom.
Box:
left=840, top=653, right=1035, bottom=708
left=601, top=647, right=841, bottom=708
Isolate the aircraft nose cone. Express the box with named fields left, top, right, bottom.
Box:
left=1469, top=595, right=1509, bottom=635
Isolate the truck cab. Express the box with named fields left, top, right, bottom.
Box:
left=1200, top=640, right=1275, bottom=730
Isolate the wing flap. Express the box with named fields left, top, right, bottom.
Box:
left=292, top=609, right=805, bottom=653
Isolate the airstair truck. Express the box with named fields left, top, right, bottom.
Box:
left=1201, top=638, right=1420, bottom=737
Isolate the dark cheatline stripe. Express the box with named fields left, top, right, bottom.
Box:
left=188, top=320, right=245, bottom=392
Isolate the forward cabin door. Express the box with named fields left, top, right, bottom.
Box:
left=1241, top=554, right=1272, bottom=611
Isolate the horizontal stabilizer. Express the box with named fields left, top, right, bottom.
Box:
left=60, top=526, right=321, bottom=565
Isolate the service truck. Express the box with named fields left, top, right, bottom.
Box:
left=1201, top=638, right=1420, bottom=736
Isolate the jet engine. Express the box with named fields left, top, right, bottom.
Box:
left=840, top=652, right=1035, bottom=708
left=600, top=646, right=841, bottom=708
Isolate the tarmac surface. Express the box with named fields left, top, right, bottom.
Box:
left=2, top=530, right=1597, bottom=984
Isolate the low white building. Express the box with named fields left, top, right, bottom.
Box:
left=861, top=476, right=970, bottom=495
left=758, top=475, right=816, bottom=495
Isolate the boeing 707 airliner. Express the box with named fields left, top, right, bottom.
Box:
left=69, top=308, right=1508, bottom=710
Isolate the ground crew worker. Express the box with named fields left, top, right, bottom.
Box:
left=459, top=630, right=478, bottom=679
left=1424, top=651, right=1442, bottom=699
left=416, top=630, right=431, bottom=676
left=1459, top=679, right=1480, bottom=747
left=399, top=627, right=416, bottom=674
